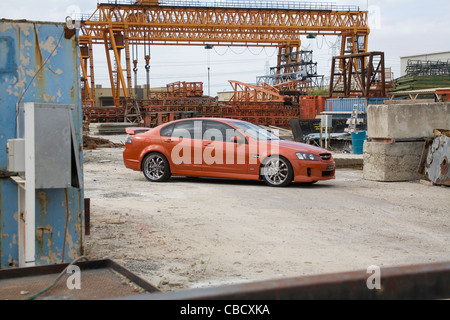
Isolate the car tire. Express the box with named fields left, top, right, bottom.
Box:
left=260, top=156, right=293, bottom=187
left=142, top=153, right=171, bottom=182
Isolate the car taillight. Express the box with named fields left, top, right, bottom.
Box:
left=125, top=134, right=133, bottom=144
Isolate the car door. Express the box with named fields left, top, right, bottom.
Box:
left=161, top=120, right=203, bottom=172
left=202, top=120, right=248, bottom=175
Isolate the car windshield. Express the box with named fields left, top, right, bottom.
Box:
left=231, top=121, right=280, bottom=141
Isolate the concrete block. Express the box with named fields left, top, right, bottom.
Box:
left=367, top=103, right=450, bottom=139
left=363, top=141, right=426, bottom=182
left=382, top=99, right=435, bottom=105
left=89, top=123, right=131, bottom=135
left=333, top=154, right=364, bottom=169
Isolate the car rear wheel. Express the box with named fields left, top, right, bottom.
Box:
left=261, top=156, right=293, bottom=187
left=142, top=153, right=171, bottom=182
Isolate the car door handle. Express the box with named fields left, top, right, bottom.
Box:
left=164, top=139, right=174, bottom=143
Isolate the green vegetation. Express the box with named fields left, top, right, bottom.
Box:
left=310, top=86, right=329, bottom=96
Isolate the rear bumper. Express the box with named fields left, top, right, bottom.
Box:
left=123, top=148, right=141, bottom=171
left=291, top=159, right=336, bottom=183
left=124, top=158, right=141, bottom=171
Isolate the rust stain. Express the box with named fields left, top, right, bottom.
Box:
left=33, top=24, right=45, bottom=100
left=63, top=189, right=70, bottom=263
left=8, top=255, right=17, bottom=268
left=36, top=225, right=53, bottom=263
left=425, top=135, right=450, bottom=186
left=36, top=226, right=52, bottom=241
left=38, top=190, right=48, bottom=215
left=440, top=156, right=449, bottom=177
left=64, top=25, right=76, bottom=40
left=65, top=232, right=79, bottom=261
left=11, top=233, right=17, bottom=246
left=70, top=86, right=75, bottom=104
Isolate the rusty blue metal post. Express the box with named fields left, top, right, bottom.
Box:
left=0, top=20, right=84, bottom=268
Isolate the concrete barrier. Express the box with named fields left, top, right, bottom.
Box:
left=363, top=141, right=426, bottom=182
left=367, top=103, right=450, bottom=139
left=364, top=102, right=450, bottom=182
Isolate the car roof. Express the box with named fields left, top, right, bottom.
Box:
left=162, top=117, right=247, bottom=125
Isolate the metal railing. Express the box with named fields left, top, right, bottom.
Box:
left=101, top=0, right=360, bottom=11
left=76, top=1, right=362, bottom=21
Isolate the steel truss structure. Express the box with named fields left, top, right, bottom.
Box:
left=329, top=51, right=386, bottom=98
left=257, top=50, right=324, bottom=87
left=79, top=0, right=370, bottom=111
left=406, top=59, right=450, bottom=77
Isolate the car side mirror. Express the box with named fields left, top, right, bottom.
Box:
left=230, top=136, right=243, bottom=144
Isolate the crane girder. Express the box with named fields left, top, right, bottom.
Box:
left=79, top=1, right=370, bottom=108
left=81, top=4, right=369, bottom=46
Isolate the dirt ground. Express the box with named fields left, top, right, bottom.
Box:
left=83, top=137, right=450, bottom=292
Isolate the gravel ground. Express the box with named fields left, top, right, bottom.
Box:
left=82, top=141, right=450, bottom=292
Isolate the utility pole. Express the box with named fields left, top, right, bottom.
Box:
left=205, top=44, right=214, bottom=97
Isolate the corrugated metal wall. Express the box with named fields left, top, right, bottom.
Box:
left=0, top=20, right=84, bottom=268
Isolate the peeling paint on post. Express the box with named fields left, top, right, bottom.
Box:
left=0, top=20, right=84, bottom=269
left=0, top=179, right=19, bottom=268
left=0, top=182, right=2, bottom=265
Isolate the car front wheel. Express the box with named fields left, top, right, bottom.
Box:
left=261, top=156, right=293, bottom=187
left=142, top=153, right=171, bottom=182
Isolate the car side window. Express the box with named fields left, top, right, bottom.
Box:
left=204, top=121, right=246, bottom=143
left=160, top=123, right=174, bottom=137
left=171, top=120, right=202, bottom=139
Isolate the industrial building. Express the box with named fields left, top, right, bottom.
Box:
left=400, top=51, right=450, bottom=77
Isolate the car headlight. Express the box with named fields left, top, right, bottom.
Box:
left=296, top=152, right=319, bottom=161
left=125, top=134, right=133, bottom=144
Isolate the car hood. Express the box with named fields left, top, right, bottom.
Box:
left=271, top=139, right=330, bottom=154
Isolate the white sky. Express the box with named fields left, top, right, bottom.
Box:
left=1, top=0, right=450, bottom=96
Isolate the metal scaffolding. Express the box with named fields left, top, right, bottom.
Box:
left=257, top=50, right=324, bottom=87
left=406, top=59, right=450, bottom=77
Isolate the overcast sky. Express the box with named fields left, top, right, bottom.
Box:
left=1, top=0, right=450, bottom=95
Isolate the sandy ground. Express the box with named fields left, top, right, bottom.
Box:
left=83, top=139, right=450, bottom=292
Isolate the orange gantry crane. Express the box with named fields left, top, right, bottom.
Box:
left=79, top=0, right=370, bottom=108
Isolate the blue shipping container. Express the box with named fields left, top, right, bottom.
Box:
left=326, top=98, right=367, bottom=113
left=325, top=98, right=388, bottom=119
left=0, top=20, right=84, bottom=268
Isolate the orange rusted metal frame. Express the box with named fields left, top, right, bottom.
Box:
left=79, top=2, right=369, bottom=108
left=166, top=81, right=204, bottom=98
left=436, top=89, right=450, bottom=102
left=228, top=80, right=285, bottom=102
left=329, top=51, right=386, bottom=98
left=273, top=80, right=313, bottom=93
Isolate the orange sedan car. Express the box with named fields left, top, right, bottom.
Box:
left=123, top=118, right=335, bottom=187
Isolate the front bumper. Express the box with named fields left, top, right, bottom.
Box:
left=291, top=159, right=336, bottom=183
